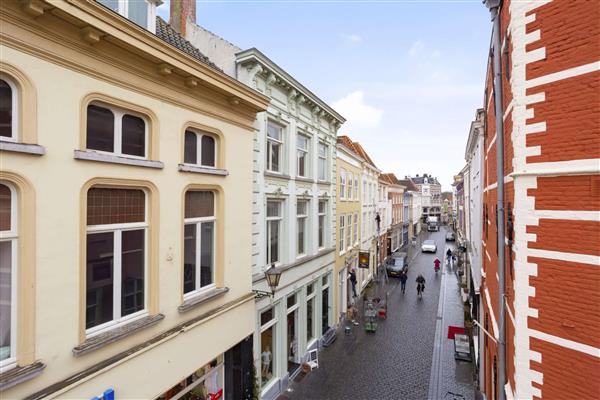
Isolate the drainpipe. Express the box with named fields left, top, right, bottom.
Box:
left=483, top=1, right=506, bottom=400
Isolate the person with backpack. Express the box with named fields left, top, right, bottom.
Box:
left=416, top=273, right=426, bottom=298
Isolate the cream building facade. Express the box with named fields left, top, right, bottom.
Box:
left=333, top=140, right=363, bottom=324
left=0, top=1, right=269, bottom=398
left=175, top=14, right=345, bottom=398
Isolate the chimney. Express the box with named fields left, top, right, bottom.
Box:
left=170, top=0, right=196, bottom=37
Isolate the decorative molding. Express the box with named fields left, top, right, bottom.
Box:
left=157, top=63, right=173, bottom=76
left=228, top=96, right=240, bottom=106
left=21, top=0, right=46, bottom=18
left=265, top=72, right=277, bottom=87
left=80, top=26, right=103, bottom=45
left=185, top=76, right=199, bottom=88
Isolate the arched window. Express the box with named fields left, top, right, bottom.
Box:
left=0, top=77, right=17, bottom=141
left=86, top=102, right=148, bottom=158
left=0, top=182, right=17, bottom=367
left=86, top=187, right=147, bottom=334
left=183, top=191, right=216, bottom=296
left=184, top=130, right=217, bottom=168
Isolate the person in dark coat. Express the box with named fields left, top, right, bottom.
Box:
left=399, top=270, right=408, bottom=294
left=349, top=268, right=357, bottom=297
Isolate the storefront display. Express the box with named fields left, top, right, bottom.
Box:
left=157, top=357, right=223, bottom=400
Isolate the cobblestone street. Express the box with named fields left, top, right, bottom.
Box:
left=280, top=227, right=475, bottom=400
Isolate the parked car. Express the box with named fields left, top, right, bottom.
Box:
left=445, top=232, right=455, bottom=241
left=386, top=252, right=408, bottom=277
left=421, top=239, right=437, bottom=253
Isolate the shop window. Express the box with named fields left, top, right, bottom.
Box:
left=266, top=200, right=282, bottom=264
left=0, top=182, right=16, bottom=368
left=260, top=307, right=276, bottom=388
left=0, top=78, right=16, bottom=141
left=296, top=200, right=308, bottom=256
left=266, top=122, right=283, bottom=173
left=86, top=102, right=147, bottom=158
left=85, top=187, right=147, bottom=333
left=183, top=191, right=216, bottom=296
left=306, top=296, right=314, bottom=343
left=157, top=357, right=224, bottom=399
left=184, top=130, right=217, bottom=168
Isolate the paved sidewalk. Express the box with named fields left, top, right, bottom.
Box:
left=428, top=241, right=475, bottom=400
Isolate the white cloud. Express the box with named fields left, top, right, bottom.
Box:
left=342, top=33, right=363, bottom=45
left=408, top=40, right=425, bottom=57
left=332, top=91, right=383, bottom=132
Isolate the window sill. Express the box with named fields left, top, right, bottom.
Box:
left=178, top=164, right=228, bottom=176
left=0, top=141, right=45, bottom=155
left=178, top=287, right=229, bottom=313
left=295, top=177, right=314, bottom=183
left=74, top=150, right=164, bottom=169
left=0, top=361, right=45, bottom=391
left=72, top=314, right=164, bottom=357
left=264, top=171, right=291, bottom=180
left=317, top=180, right=331, bottom=185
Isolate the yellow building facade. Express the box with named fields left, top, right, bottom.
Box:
left=0, top=1, right=268, bottom=398
left=332, top=139, right=363, bottom=325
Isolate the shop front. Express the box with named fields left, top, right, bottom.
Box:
left=157, top=336, right=254, bottom=400
left=256, top=269, right=333, bottom=400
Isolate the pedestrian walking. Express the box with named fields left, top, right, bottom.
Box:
left=416, top=274, right=426, bottom=298
left=399, top=270, right=408, bottom=294
left=349, top=268, right=357, bottom=297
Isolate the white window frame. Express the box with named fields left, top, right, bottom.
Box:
left=347, top=173, right=353, bottom=201
left=266, top=122, right=284, bottom=173
left=296, top=200, right=308, bottom=257
left=266, top=200, right=283, bottom=265
left=259, top=306, right=278, bottom=389
left=85, top=189, right=149, bottom=337
left=98, top=0, right=155, bottom=32
left=353, top=213, right=358, bottom=245
left=87, top=101, right=149, bottom=159
left=354, top=178, right=358, bottom=200
left=318, top=200, right=326, bottom=249
left=0, top=75, right=18, bottom=143
left=184, top=130, right=217, bottom=169
left=296, top=134, right=310, bottom=178
left=346, top=214, right=352, bottom=251
left=183, top=193, right=217, bottom=300
left=317, top=142, right=327, bottom=181
left=338, top=215, right=345, bottom=254
left=0, top=182, right=17, bottom=370
left=339, top=170, right=346, bottom=201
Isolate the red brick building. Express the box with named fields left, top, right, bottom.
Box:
left=480, top=1, right=600, bottom=399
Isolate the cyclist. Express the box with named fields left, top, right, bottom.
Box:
left=416, top=274, right=426, bottom=298
left=434, top=258, right=441, bottom=273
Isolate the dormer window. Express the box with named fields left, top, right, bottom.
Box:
left=97, top=0, right=157, bottom=33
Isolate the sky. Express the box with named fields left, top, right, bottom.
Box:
left=157, top=1, right=491, bottom=191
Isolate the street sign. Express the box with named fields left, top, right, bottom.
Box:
left=358, top=251, right=370, bottom=268
left=453, top=333, right=472, bottom=361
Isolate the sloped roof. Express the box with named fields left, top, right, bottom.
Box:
left=155, top=17, right=221, bottom=71
left=381, top=173, right=401, bottom=186
left=397, top=179, right=418, bottom=191
left=337, top=135, right=378, bottom=169
left=410, top=174, right=440, bottom=185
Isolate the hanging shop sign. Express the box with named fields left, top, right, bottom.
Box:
left=358, top=251, right=370, bottom=269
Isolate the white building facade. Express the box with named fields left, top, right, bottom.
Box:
left=182, top=25, right=344, bottom=397
left=360, top=155, right=381, bottom=287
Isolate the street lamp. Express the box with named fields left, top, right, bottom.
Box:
left=253, top=263, right=282, bottom=299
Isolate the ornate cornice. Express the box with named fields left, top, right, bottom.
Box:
left=236, top=48, right=345, bottom=125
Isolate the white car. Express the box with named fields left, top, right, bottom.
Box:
left=421, top=239, right=437, bottom=253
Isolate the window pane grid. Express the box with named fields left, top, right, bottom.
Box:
left=87, top=188, right=145, bottom=226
